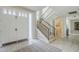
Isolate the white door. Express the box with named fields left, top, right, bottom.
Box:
left=16, top=15, right=28, bottom=40
left=0, top=14, right=17, bottom=44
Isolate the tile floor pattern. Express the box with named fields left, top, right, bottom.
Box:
left=0, top=37, right=79, bottom=52
left=16, top=39, right=62, bottom=52
left=0, top=41, right=29, bottom=52
left=0, top=39, right=62, bottom=52
left=37, top=29, right=79, bottom=52
left=0, top=29, right=79, bottom=52
left=50, top=37, right=79, bottom=52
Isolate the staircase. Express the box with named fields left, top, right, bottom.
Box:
left=37, top=7, right=56, bottom=43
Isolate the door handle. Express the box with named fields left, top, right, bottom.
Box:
left=15, top=28, right=18, bottom=31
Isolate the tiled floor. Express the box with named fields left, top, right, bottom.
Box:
left=0, top=39, right=62, bottom=52
left=2, top=37, right=79, bottom=52
left=1, top=29, right=79, bottom=52
left=50, top=37, right=79, bottom=52
left=0, top=41, right=29, bottom=52
left=37, top=29, right=79, bottom=52
left=16, top=39, right=62, bottom=52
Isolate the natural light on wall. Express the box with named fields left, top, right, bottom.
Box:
left=36, top=11, right=40, bottom=20
left=25, top=14, right=27, bottom=18
left=13, top=11, right=16, bottom=16
left=8, top=10, right=12, bottom=15
left=3, top=9, right=7, bottom=14
left=29, top=13, right=32, bottom=44
left=42, top=6, right=49, bottom=14
left=19, top=12, right=21, bottom=16
left=22, top=13, right=24, bottom=17
left=3, top=8, right=27, bottom=18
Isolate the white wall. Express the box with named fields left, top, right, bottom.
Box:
left=31, top=12, right=37, bottom=39
left=0, top=6, right=36, bottom=45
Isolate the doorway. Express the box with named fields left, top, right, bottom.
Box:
left=54, top=17, right=64, bottom=39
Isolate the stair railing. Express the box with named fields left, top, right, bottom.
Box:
left=37, top=19, right=55, bottom=40
left=37, top=7, right=55, bottom=41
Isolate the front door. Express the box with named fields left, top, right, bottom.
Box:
left=55, top=17, right=63, bottom=39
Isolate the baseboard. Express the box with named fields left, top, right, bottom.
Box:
left=2, top=39, right=28, bottom=47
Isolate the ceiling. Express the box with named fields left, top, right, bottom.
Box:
left=50, top=6, right=79, bottom=17
left=23, top=6, right=45, bottom=11
left=23, top=6, right=79, bottom=17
